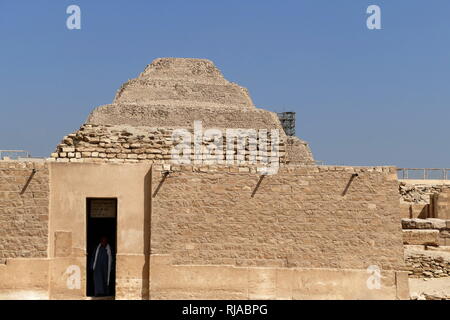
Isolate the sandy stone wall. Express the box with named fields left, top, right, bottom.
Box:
left=151, top=165, right=405, bottom=270
left=0, top=161, right=49, bottom=262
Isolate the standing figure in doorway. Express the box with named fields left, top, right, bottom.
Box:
left=91, top=236, right=113, bottom=296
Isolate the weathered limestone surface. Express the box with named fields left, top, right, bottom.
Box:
left=0, top=161, right=49, bottom=262
left=151, top=165, right=404, bottom=270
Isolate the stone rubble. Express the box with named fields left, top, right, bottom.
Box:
left=399, top=182, right=449, bottom=204
left=404, top=246, right=450, bottom=278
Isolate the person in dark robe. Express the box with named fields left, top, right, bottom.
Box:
left=91, top=236, right=113, bottom=297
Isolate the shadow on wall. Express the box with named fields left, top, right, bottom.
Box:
left=152, top=171, right=168, bottom=198
left=142, top=168, right=152, bottom=299
left=342, top=173, right=359, bottom=196
left=418, top=206, right=429, bottom=219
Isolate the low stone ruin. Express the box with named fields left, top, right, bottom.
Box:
left=405, top=246, right=450, bottom=279
left=399, top=182, right=449, bottom=204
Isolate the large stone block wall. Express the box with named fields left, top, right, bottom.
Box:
left=0, top=161, right=49, bottom=262
left=151, top=165, right=405, bottom=270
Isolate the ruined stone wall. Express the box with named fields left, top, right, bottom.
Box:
left=51, top=124, right=288, bottom=165
left=399, top=182, right=448, bottom=204
left=285, top=136, right=315, bottom=165
left=398, top=183, right=450, bottom=219
left=405, top=246, right=450, bottom=278
left=151, top=165, right=405, bottom=270
left=0, top=161, right=49, bottom=262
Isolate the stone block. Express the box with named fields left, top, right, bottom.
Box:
left=54, top=231, right=72, bottom=258
left=402, top=230, right=439, bottom=245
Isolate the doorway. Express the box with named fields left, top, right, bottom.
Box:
left=86, top=198, right=117, bottom=297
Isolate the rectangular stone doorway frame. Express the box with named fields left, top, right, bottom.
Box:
left=86, top=198, right=117, bottom=298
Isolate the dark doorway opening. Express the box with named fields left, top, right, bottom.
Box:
left=86, top=198, right=117, bottom=298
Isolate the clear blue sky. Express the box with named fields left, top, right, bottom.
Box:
left=0, top=0, right=449, bottom=167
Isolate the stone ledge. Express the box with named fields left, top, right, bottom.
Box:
left=403, top=230, right=440, bottom=246
left=402, top=218, right=447, bottom=230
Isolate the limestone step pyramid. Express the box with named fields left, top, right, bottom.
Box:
left=52, top=58, right=314, bottom=165
left=88, top=58, right=281, bottom=130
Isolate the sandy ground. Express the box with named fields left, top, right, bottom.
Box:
left=409, top=277, right=450, bottom=300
